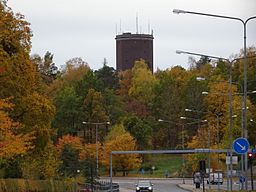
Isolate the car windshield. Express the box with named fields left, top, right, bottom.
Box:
left=138, top=181, right=151, bottom=187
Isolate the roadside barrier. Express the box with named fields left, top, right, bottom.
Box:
left=77, top=181, right=119, bottom=192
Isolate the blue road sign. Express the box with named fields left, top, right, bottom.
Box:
left=239, top=176, right=246, bottom=183
left=233, top=137, right=250, bottom=154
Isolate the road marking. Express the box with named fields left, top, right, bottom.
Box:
left=236, top=142, right=246, bottom=151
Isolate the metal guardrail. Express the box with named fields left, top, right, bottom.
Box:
left=77, top=181, right=119, bottom=192
left=111, top=149, right=232, bottom=155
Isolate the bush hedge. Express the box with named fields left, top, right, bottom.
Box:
left=0, top=179, right=76, bottom=192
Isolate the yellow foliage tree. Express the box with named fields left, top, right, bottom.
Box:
left=102, top=124, right=141, bottom=176
left=118, top=69, right=132, bottom=97
left=129, top=59, right=158, bottom=104
left=21, top=141, right=60, bottom=179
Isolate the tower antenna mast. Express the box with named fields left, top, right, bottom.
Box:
left=136, top=13, right=139, bottom=34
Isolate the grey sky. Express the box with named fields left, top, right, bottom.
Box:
left=8, top=0, right=256, bottom=71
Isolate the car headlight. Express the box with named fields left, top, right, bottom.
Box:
left=136, top=187, right=140, bottom=190
left=148, top=187, right=152, bottom=190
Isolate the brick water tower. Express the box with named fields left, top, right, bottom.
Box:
left=115, top=32, right=154, bottom=73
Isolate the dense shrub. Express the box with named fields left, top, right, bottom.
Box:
left=0, top=179, right=75, bottom=192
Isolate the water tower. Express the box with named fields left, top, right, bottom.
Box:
left=115, top=32, right=154, bottom=73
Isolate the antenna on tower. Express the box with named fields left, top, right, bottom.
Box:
left=119, top=19, right=122, bottom=34
left=136, top=12, right=139, bottom=34
left=148, top=20, right=150, bottom=34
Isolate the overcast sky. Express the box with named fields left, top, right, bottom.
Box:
left=8, top=0, right=256, bottom=71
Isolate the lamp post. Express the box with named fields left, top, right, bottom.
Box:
left=185, top=108, right=223, bottom=191
left=181, top=116, right=211, bottom=189
left=158, top=119, right=185, bottom=184
left=250, top=119, right=256, bottom=124
left=173, top=10, right=256, bottom=190
left=158, top=118, right=203, bottom=184
left=82, top=121, right=110, bottom=177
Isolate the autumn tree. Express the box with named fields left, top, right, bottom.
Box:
left=21, top=142, right=59, bottom=179
left=56, top=135, right=100, bottom=179
left=63, top=57, right=89, bottom=80
left=31, top=51, right=58, bottom=85
left=56, top=135, right=84, bottom=177
left=0, top=98, right=33, bottom=159
left=118, top=69, right=144, bottom=116
left=152, top=67, right=188, bottom=148
left=60, top=58, right=99, bottom=94
left=129, top=59, right=158, bottom=105
left=118, top=60, right=158, bottom=117
left=79, top=142, right=99, bottom=181
left=83, top=88, right=109, bottom=143
left=185, top=79, right=236, bottom=147
left=50, top=61, right=93, bottom=138
left=102, top=124, right=141, bottom=176
left=153, top=66, right=188, bottom=119
left=0, top=1, right=37, bottom=102
left=118, top=69, right=133, bottom=97
left=0, top=2, right=57, bottom=178
left=56, top=134, right=83, bottom=152
left=184, top=74, right=255, bottom=172
left=232, top=47, right=256, bottom=106
left=83, top=88, right=109, bottom=121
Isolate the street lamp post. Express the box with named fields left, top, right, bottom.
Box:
left=173, top=10, right=256, bottom=190
left=158, top=119, right=186, bottom=184
left=202, top=79, right=233, bottom=191
left=181, top=116, right=211, bottom=189
left=176, top=50, right=241, bottom=191
left=158, top=118, right=205, bottom=184
left=82, top=121, right=110, bottom=177
left=185, top=108, right=222, bottom=191
left=250, top=119, right=256, bottom=124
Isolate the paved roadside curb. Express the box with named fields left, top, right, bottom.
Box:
left=119, top=187, right=133, bottom=192
left=177, top=183, right=202, bottom=192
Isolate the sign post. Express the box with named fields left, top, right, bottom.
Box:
left=233, top=137, right=250, bottom=191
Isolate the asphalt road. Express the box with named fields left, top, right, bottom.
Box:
left=110, top=178, right=191, bottom=192
left=100, top=177, right=255, bottom=191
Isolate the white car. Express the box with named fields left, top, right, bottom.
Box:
left=135, top=180, right=153, bottom=192
left=207, top=172, right=223, bottom=184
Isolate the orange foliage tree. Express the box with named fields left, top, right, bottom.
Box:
left=0, top=98, right=33, bottom=159
left=56, top=134, right=83, bottom=153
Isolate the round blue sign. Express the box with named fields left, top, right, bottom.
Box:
left=233, top=137, right=250, bottom=154
left=239, top=176, right=245, bottom=183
